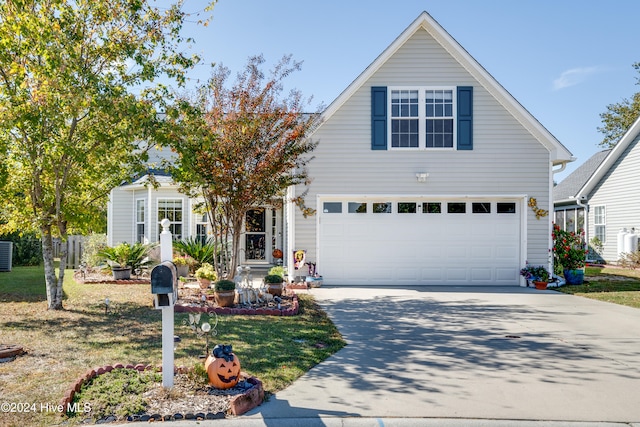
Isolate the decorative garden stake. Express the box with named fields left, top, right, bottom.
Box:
left=183, top=312, right=218, bottom=357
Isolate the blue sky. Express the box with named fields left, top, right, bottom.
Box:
left=177, top=0, right=640, bottom=182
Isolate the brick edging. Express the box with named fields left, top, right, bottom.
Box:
left=174, top=291, right=299, bottom=316
left=62, top=364, right=264, bottom=421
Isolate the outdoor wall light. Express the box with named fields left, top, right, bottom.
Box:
left=416, top=173, right=429, bottom=182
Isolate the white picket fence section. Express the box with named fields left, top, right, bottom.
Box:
left=52, top=235, right=84, bottom=269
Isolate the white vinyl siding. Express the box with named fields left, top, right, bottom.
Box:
left=587, top=132, right=640, bottom=262
left=293, top=27, right=551, bottom=279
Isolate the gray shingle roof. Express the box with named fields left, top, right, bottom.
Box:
left=554, top=149, right=611, bottom=202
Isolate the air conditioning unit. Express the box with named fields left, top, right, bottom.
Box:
left=0, top=241, right=13, bottom=272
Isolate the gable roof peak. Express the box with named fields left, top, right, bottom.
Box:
left=318, top=10, right=573, bottom=164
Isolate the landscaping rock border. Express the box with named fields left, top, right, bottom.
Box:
left=61, top=364, right=264, bottom=422
left=175, top=291, right=299, bottom=316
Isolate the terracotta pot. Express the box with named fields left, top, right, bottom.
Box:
left=198, top=278, right=211, bottom=290
left=533, top=281, right=548, bottom=290
left=215, top=290, right=235, bottom=307
left=266, top=283, right=284, bottom=296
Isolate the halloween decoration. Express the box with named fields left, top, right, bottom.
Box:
left=205, top=344, right=241, bottom=389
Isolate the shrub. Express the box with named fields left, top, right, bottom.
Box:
left=173, top=237, right=216, bottom=266
left=81, top=233, right=107, bottom=267
left=195, top=262, right=217, bottom=281
left=98, top=242, right=152, bottom=270
left=620, top=251, right=640, bottom=269
left=268, top=265, right=286, bottom=278
left=214, top=279, right=236, bottom=292
left=553, top=224, right=587, bottom=271
left=264, top=274, right=284, bottom=284
left=0, top=232, right=42, bottom=266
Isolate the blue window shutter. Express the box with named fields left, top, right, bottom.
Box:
left=371, top=86, right=387, bottom=150
left=457, top=86, right=473, bottom=150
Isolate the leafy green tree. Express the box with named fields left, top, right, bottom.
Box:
left=165, top=55, right=320, bottom=278
left=0, top=0, right=210, bottom=309
left=598, top=62, right=640, bottom=148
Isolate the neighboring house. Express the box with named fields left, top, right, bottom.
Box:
left=553, top=116, right=640, bottom=263
left=107, top=11, right=574, bottom=286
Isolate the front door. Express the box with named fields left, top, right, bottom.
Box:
left=245, top=208, right=267, bottom=262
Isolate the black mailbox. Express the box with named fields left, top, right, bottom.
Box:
left=151, top=261, right=178, bottom=308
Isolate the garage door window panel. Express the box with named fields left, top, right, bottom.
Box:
left=348, top=202, right=367, bottom=213
left=423, top=202, right=441, bottom=214
left=398, top=202, right=417, bottom=213
left=373, top=202, right=392, bottom=213
left=497, top=203, right=516, bottom=214
left=472, top=202, right=491, bottom=213
left=323, top=202, right=342, bottom=213
left=448, top=202, right=466, bottom=214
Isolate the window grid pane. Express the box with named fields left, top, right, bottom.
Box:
left=373, top=202, right=392, bottom=213
left=425, top=89, right=454, bottom=148
left=448, top=202, right=466, bottom=214
left=348, top=202, right=367, bottom=213
left=472, top=202, right=491, bottom=213
left=391, top=90, right=419, bottom=148
left=423, top=202, right=441, bottom=213
left=398, top=202, right=417, bottom=213
left=158, top=200, right=182, bottom=241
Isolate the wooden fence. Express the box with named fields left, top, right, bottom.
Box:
left=52, top=235, right=84, bottom=269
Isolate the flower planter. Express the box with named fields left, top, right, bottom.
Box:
left=176, top=265, right=189, bottom=278
left=533, top=281, right=548, bottom=290
left=563, top=269, right=584, bottom=285
left=215, top=291, right=236, bottom=307
left=266, top=283, right=284, bottom=296
left=112, top=267, right=132, bottom=280
left=198, top=278, right=211, bottom=290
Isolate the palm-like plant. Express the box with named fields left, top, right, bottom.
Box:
left=173, top=237, right=217, bottom=266
left=99, top=242, right=152, bottom=270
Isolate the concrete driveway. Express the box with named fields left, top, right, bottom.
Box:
left=245, top=286, right=640, bottom=424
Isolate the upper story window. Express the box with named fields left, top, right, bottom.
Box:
left=390, top=87, right=455, bottom=149
left=371, top=86, right=472, bottom=151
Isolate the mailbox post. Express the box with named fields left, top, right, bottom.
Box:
left=153, top=218, right=177, bottom=387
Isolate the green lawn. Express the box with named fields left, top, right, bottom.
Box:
left=554, top=266, right=640, bottom=308
left=0, top=265, right=345, bottom=426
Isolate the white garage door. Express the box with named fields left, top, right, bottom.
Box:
left=318, top=198, right=521, bottom=286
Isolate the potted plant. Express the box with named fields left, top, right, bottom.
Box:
left=173, top=255, right=195, bottom=278
left=520, top=264, right=550, bottom=290
left=99, top=242, right=151, bottom=280
left=264, top=274, right=285, bottom=296
left=195, top=262, right=217, bottom=290
left=213, top=279, right=236, bottom=307
left=553, top=224, right=587, bottom=285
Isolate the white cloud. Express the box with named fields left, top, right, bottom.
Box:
left=552, top=66, right=601, bottom=90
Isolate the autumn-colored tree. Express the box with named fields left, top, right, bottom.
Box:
left=598, top=62, right=640, bottom=148
left=166, top=55, right=320, bottom=278
left=0, top=0, right=211, bottom=309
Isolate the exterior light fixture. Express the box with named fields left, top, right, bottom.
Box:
left=416, top=173, right=429, bottom=182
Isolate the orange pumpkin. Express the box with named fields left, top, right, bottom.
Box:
left=204, top=353, right=241, bottom=389
left=272, top=249, right=283, bottom=259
